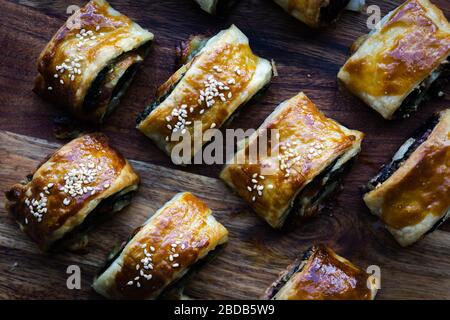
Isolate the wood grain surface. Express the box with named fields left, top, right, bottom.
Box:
left=0, top=0, right=449, bottom=299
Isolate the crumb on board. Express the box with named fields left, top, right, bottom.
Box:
left=271, top=59, right=278, bottom=77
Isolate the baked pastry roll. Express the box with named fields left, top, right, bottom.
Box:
left=220, top=92, right=364, bottom=228
left=5, top=133, right=139, bottom=251
left=136, top=25, right=272, bottom=161
left=93, top=192, right=228, bottom=299
left=338, top=0, right=450, bottom=120
left=272, top=0, right=352, bottom=28
left=264, top=245, right=378, bottom=300
left=193, top=0, right=238, bottom=15
left=364, top=109, right=450, bottom=246
left=34, top=0, right=154, bottom=123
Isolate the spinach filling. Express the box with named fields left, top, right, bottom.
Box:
left=104, top=63, right=140, bottom=119
left=136, top=35, right=209, bottom=125
left=366, top=114, right=440, bottom=192
left=83, top=67, right=110, bottom=111
left=394, top=59, right=449, bottom=118
left=265, top=247, right=314, bottom=299
left=83, top=44, right=151, bottom=122
left=319, top=0, right=351, bottom=25
left=54, top=187, right=137, bottom=252
left=135, top=76, right=185, bottom=125
left=176, top=35, right=210, bottom=66
left=289, top=153, right=356, bottom=220
left=136, top=32, right=272, bottom=128
left=365, top=113, right=449, bottom=235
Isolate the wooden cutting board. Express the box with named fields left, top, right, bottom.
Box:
left=0, top=0, right=449, bottom=299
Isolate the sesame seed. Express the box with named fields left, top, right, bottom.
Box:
left=172, top=263, right=179, bottom=268
left=210, top=123, right=216, bottom=129
left=63, top=198, right=70, bottom=206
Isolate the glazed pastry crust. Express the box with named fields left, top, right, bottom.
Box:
left=364, top=109, right=450, bottom=246
left=93, top=192, right=229, bottom=299
left=266, top=245, right=377, bottom=300
left=273, top=0, right=348, bottom=27
left=137, top=25, right=272, bottom=158
left=34, top=0, right=154, bottom=123
left=338, top=0, right=450, bottom=119
left=220, top=92, right=363, bottom=228
left=5, top=133, right=140, bottom=251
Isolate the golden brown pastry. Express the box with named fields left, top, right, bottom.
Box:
left=92, top=192, right=228, bottom=299
left=364, top=109, right=450, bottom=246
left=5, top=133, right=139, bottom=251
left=34, top=0, right=154, bottom=123
left=273, top=0, right=352, bottom=27
left=264, top=245, right=378, bottom=300
left=338, top=0, right=450, bottom=119
left=136, top=25, right=272, bottom=162
left=220, top=92, right=364, bottom=228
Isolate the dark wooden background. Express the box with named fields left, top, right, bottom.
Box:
left=0, top=0, right=449, bottom=299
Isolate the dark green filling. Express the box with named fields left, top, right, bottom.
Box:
left=104, top=63, right=140, bottom=118
left=177, top=35, right=209, bottom=66
left=82, top=43, right=151, bottom=121
left=136, top=32, right=273, bottom=128
left=83, top=66, right=109, bottom=111
left=365, top=113, right=448, bottom=236
left=319, top=0, right=350, bottom=25
left=265, top=247, right=314, bottom=300
left=136, top=35, right=209, bottom=125
left=53, top=190, right=135, bottom=252
left=394, top=59, right=449, bottom=119
left=135, top=76, right=185, bottom=125
left=292, top=155, right=356, bottom=218
left=366, top=114, right=440, bottom=192
left=97, top=223, right=142, bottom=275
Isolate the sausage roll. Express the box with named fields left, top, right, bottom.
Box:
left=272, top=0, right=352, bottom=28
left=93, top=192, right=228, bottom=299
left=34, top=0, right=154, bottom=123
left=264, top=245, right=378, bottom=300
left=136, top=25, right=272, bottom=161
left=338, top=0, right=450, bottom=120
left=364, top=109, right=450, bottom=246
left=193, top=0, right=238, bottom=15
left=5, top=134, right=140, bottom=251
left=220, top=92, right=364, bottom=228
